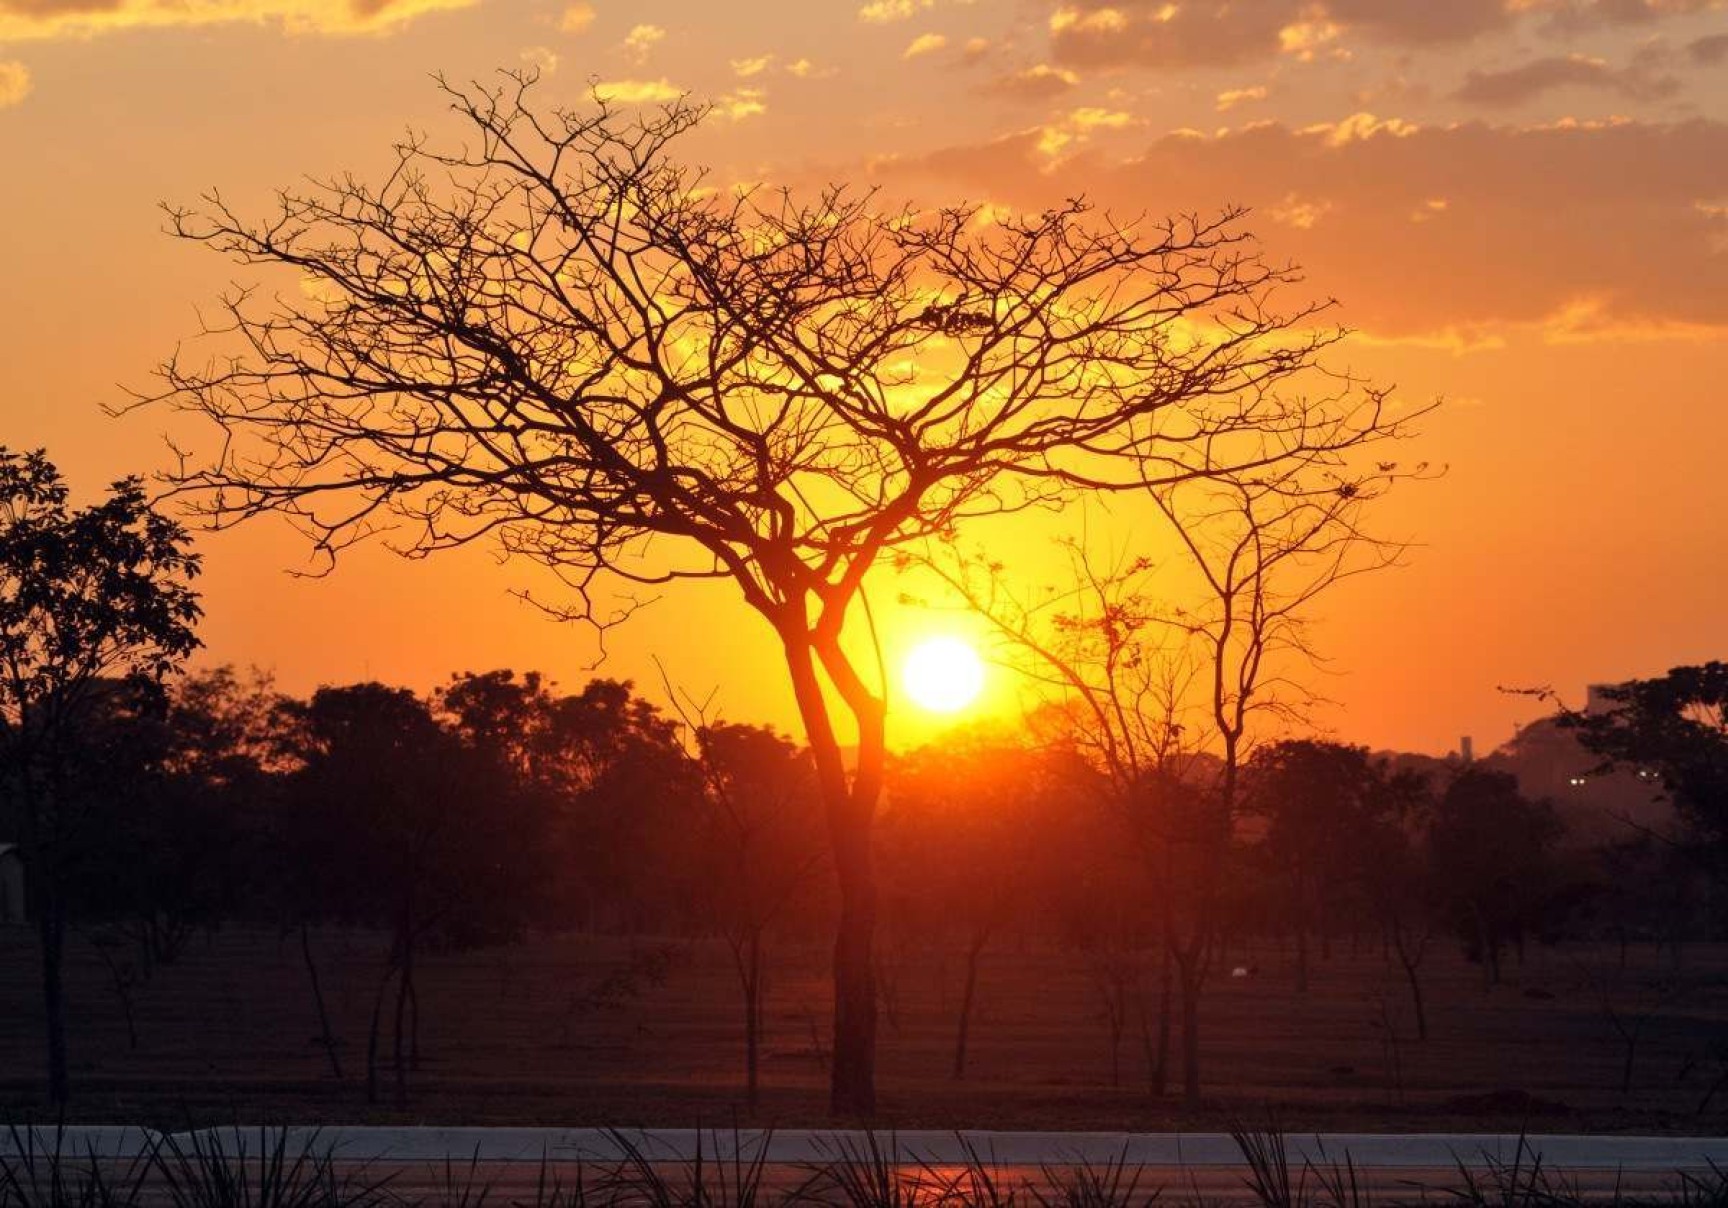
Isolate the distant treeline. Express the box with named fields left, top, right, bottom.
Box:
left=1, top=663, right=1721, bottom=1106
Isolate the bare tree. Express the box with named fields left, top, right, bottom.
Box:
left=140, top=72, right=1412, bottom=1113
left=924, top=443, right=1422, bottom=1106
left=881, top=727, right=1052, bottom=1080
left=662, top=677, right=825, bottom=1111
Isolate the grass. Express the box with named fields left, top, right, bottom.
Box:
left=0, top=1122, right=149, bottom=1208
left=3, top=1123, right=1727, bottom=1208
left=6, top=931, right=1726, bottom=1132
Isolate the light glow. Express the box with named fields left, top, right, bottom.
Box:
left=901, top=636, right=985, bottom=714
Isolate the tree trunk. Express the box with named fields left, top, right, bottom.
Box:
left=392, top=928, right=415, bottom=1109
left=406, top=969, right=421, bottom=1069
left=1471, top=904, right=1495, bottom=991
left=830, top=825, right=878, bottom=1116
left=1151, top=938, right=1172, bottom=1097
left=36, top=900, right=69, bottom=1105
left=952, top=935, right=986, bottom=1080
left=1618, top=1031, right=1638, bottom=1096
left=1179, top=959, right=1202, bottom=1110
left=365, top=961, right=397, bottom=1105
left=89, top=934, right=139, bottom=1051
left=300, top=924, right=344, bottom=1080
left=1395, top=938, right=1427, bottom=1041
left=745, top=930, right=762, bottom=1111
left=782, top=627, right=880, bottom=1117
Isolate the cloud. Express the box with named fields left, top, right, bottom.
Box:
left=1347, top=325, right=1509, bottom=355
left=858, top=0, right=932, bottom=22
left=622, top=23, right=664, bottom=62
left=1268, top=192, right=1332, bottom=228
left=0, top=0, right=473, bottom=40
left=731, top=54, right=773, bottom=78
left=1040, top=0, right=1725, bottom=70
left=871, top=115, right=1728, bottom=336
left=1454, top=52, right=1680, bottom=105
left=714, top=87, right=767, bottom=121
left=1035, top=105, right=1136, bottom=157
left=1278, top=18, right=1344, bottom=61
left=593, top=77, right=682, bottom=104
left=1049, top=1, right=1304, bottom=70
left=903, top=31, right=947, bottom=59
left=1531, top=0, right=1726, bottom=35
left=1216, top=85, right=1267, bottom=111
left=1300, top=111, right=1419, bottom=146
left=785, top=57, right=833, bottom=78
left=519, top=45, right=558, bottom=75
left=984, top=63, right=1081, bottom=101
left=558, top=2, right=593, bottom=34
left=1689, top=31, right=1728, bottom=63
left=1540, top=294, right=1728, bottom=343
left=0, top=59, right=28, bottom=107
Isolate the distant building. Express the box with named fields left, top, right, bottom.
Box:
left=1584, top=683, right=1620, bottom=715
left=0, top=844, right=23, bottom=924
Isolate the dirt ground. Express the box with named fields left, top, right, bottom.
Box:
left=1, top=927, right=1724, bottom=1132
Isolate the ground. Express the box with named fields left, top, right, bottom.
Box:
left=0, top=928, right=1723, bottom=1130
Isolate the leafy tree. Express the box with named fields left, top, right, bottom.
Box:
left=683, top=720, right=823, bottom=1108
left=279, top=682, right=549, bottom=1105
left=1247, top=740, right=1384, bottom=991
left=0, top=448, right=201, bottom=1104
left=1429, top=768, right=1564, bottom=989
left=145, top=75, right=1413, bottom=1112
left=1565, top=663, right=1728, bottom=900
left=1356, top=768, right=1442, bottom=1039
left=83, top=668, right=277, bottom=974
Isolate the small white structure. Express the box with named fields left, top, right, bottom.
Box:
left=0, top=843, right=24, bottom=924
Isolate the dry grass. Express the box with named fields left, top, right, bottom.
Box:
left=0, top=928, right=1723, bottom=1130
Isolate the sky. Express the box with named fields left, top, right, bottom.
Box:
left=2, top=0, right=1726, bottom=755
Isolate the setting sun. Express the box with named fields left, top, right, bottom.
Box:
left=901, top=636, right=986, bottom=714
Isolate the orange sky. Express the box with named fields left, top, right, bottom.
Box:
left=2, top=0, right=1726, bottom=755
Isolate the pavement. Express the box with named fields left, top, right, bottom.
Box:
left=4, top=1126, right=1726, bottom=1170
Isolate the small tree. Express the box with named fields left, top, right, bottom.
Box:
left=681, top=719, right=823, bottom=1108
left=921, top=443, right=1420, bottom=1105
left=882, top=727, right=1051, bottom=1080
left=1429, top=768, right=1564, bottom=989
left=279, top=682, right=548, bottom=1105
left=1247, top=740, right=1382, bottom=991
left=144, top=74, right=1410, bottom=1112
left=0, top=448, right=201, bottom=1104
left=1359, top=767, right=1441, bottom=1040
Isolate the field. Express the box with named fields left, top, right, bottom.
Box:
left=1, top=926, right=1725, bottom=1131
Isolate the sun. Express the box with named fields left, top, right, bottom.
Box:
left=901, top=636, right=986, bottom=714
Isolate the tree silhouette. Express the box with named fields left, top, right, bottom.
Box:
left=144, top=73, right=1412, bottom=1112
left=1429, top=768, right=1563, bottom=989
left=0, top=448, right=201, bottom=1104
left=1247, top=740, right=1382, bottom=992
left=280, top=681, right=549, bottom=1105
left=882, top=727, right=1053, bottom=1080
left=682, top=718, right=823, bottom=1108
left=1564, top=663, right=1728, bottom=892
left=920, top=443, right=1419, bottom=1105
